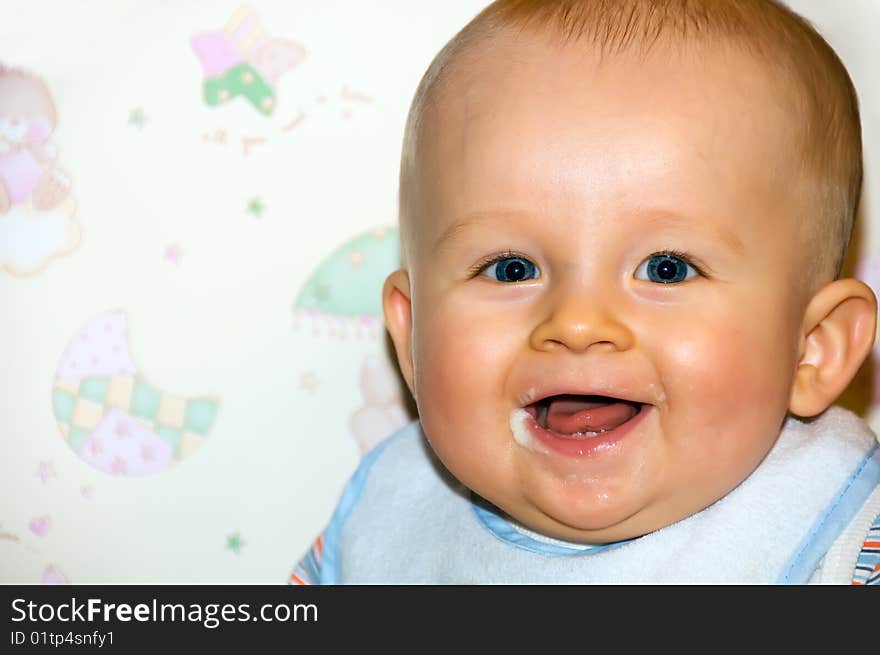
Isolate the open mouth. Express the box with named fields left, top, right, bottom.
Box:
left=524, top=394, right=644, bottom=440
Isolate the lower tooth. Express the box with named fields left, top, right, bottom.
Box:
left=556, top=428, right=607, bottom=439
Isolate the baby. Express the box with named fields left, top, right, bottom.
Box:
left=292, top=0, right=880, bottom=584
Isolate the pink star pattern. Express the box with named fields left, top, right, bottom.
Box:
left=35, top=461, right=55, bottom=483
left=110, top=457, right=127, bottom=475
left=29, top=516, right=51, bottom=537
left=164, top=244, right=182, bottom=265
left=114, top=420, right=130, bottom=438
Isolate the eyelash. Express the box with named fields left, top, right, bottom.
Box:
left=650, top=249, right=707, bottom=278
left=467, top=249, right=708, bottom=279
left=467, top=250, right=523, bottom=278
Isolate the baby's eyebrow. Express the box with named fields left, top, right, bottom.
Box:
left=433, top=208, right=746, bottom=256
left=638, top=210, right=746, bottom=256
left=432, top=210, right=534, bottom=251
left=432, top=218, right=476, bottom=251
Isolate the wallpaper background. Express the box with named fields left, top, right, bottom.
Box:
left=2, top=0, right=879, bottom=583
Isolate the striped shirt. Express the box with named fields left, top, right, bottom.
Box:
left=852, top=514, right=880, bottom=585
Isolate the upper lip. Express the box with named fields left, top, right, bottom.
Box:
left=518, top=383, right=654, bottom=408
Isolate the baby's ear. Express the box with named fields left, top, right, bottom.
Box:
left=382, top=268, right=415, bottom=398
left=789, top=278, right=878, bottom=417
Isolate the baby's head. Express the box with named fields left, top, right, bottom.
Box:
left=382, top=0, right=877, bottom=543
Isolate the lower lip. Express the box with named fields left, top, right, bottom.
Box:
left=523, top=404, right=651, bottom=458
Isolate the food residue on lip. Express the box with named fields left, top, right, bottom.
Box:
left=509, top=407, right=610, bottom=455
left=509, top=408, right=549, bottom=454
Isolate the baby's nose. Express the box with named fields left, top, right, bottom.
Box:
left=528, top=291, right=635, bottom=354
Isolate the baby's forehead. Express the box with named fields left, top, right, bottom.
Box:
left=408, top=35, right=817, bottom=256
left=423, top=33, right=802, bottom=186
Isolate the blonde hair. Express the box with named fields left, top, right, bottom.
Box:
left=398, top=0, right=862, bottom=281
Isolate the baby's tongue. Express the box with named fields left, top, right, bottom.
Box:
left=545, top=396, right=638, bottom=434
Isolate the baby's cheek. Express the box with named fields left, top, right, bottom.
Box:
left=415, top=305, right=519, bottom=461
left=416, top=308, right=496, bottom=412
left=414, top=333, right=491, bottom=486
left=685, top=306, right=787, bottom=386
left=661, top=318, right=791, bottom=459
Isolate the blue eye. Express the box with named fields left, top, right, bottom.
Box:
left=482, top=256, right=540, bottom=283
left=634, top=252, right=699, bottom=284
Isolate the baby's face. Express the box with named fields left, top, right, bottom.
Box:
left=400, top=33, right=816, bottom=542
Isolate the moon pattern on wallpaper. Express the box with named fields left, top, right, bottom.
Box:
left=51, top=311, right=219, bottom=476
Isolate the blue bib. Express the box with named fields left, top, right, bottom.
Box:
left=317, top=406, right=880, bottom=584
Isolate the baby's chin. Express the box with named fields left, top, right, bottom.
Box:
left=505, top=473, right=725, bottom=545
left=501, top=499, right=648, bottom=545
left=510, top=490, right=696, bottom=544
left=500, top=408, right=665, bottom=542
